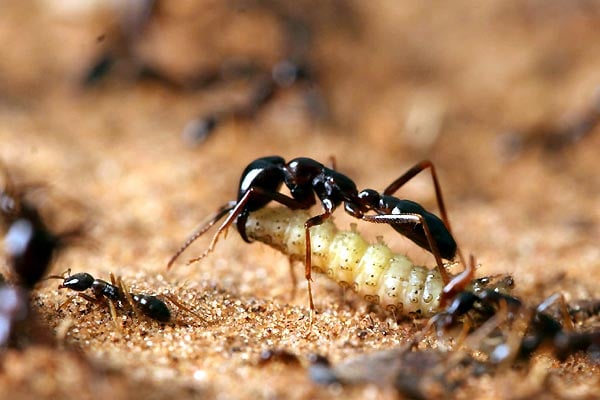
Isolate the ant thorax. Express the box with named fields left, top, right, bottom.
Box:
left=245, top=206, right=444, bottom=316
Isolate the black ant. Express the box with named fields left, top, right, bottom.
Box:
left=430, top=280, right=600, bottom=363
left=47, top=270, right=200, bottom=327
left=168, top=156, right=466, bottom=310
left=0, top=166, right=82, bottom=347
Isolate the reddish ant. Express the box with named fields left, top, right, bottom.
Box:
left=168, top=156, right=467, bottom=311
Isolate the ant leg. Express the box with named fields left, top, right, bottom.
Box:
left=58, top=292, right=105, bottom=321
left=161, top=293, right=205, bottom=322
left=114, top=274, right=139, bottom=318
left=383, top=160, right=467, bottom=269
left=441, top=254, right=476, bottom=306
left=107, top=299, right=121, bottom=333
left=360, top=213, right=450, bottom=285
left=384, top=160, right=449, bottom=229
left=167, top=200, right=237, bottom=268
left=303, top=211, right=334, bottom=312
left=537, top=293, right=574, bottom=332
left=185, top=188, right=307, bottom=266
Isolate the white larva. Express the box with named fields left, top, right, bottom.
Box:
left=245, top=206, right=445, bottom=316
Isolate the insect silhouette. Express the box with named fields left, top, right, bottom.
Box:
left=168, top=157, right=466, bottom=311
left=47, top=270, right=202, bottom=327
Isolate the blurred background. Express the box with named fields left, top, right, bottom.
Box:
left=2, top=0, right=599, bottom=275
left=0, top=1, right=599, bottom=398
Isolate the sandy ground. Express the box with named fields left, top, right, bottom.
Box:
left=1, top=1, right=599, bottom=399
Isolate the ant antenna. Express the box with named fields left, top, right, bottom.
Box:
left=167, top=201, right=236, bottom=269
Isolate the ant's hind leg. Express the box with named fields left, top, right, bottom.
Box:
left=384, top=160, right=468, bottom=271
left=161, top=293, right=205, bottom=322
left=360, top=213, right=451, bottom=285
left=384, top=160, right=449, bottom=230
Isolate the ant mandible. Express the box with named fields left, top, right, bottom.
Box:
left=167, top=156, right=466, bottom=310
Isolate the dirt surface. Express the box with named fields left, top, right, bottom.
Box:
left=1, top=1, right=599, bottom=399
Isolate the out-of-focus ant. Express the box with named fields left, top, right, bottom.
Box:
left=0, top=166, right=82, bottom=347
left=77, top=1, right=328, bottom=143
left=168, top=156, right=466, bottom=310
left=47, top=270, right=201, bottom=327
left=499, top=91, right=600, bottom=159
left=182, top=59, right=322, bottom=145
left=430, top=280, right=600, bottom=363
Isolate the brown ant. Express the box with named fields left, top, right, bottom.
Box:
left=168, top=156, right=466, bottom=310
left=47, top=270, right=201, bottom=327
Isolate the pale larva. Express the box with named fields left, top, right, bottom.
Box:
left=245, top=206, right=444, bottom=316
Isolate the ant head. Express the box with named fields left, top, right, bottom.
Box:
left=60, top=272, right=95, bottom=291
left=239, top=157, right=285, bottom=198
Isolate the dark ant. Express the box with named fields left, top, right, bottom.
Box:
left=78, top=2, right=327, bottom=143
left=499, top=91, right=600, bottom=159
left=431, top=283, right=600, bottom=363
left=182, top=59, right=323, bottom=145
left=168, top=156, right=466, bottom=310
left=0, top=166, right=82, bottom=347
left=47, top=270, right=200, bottom=326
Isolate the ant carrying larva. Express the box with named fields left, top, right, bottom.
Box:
left=245, top=206, right=448, bottom=316
left=168, top=157, right=470, bottom=315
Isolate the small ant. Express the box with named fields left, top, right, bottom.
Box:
left=168, top=156, right=466, bottom=311
left=47, top=270, right=200, bottom=326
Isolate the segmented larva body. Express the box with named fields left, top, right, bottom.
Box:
left=245, top=206, right=444, bottom=316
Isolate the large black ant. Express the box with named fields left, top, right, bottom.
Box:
left=168, top=156, right=466, bottom=310
left=47, top=270, right=201, bottom=327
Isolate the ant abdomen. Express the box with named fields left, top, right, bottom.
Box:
left=246, top=206, right=444, bottom=316
left=131, top=294, right=171, bottom=323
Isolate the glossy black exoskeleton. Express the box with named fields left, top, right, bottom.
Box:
left=53, top=271, right=172, bottom=324
left=168, top=156, right=464, bottom=309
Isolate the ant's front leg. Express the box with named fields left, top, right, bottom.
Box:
left=359, top=213, right=450, bottom=285
left=303, top=210, right=334, bottom=313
